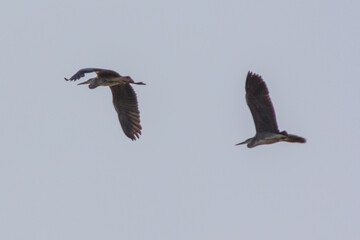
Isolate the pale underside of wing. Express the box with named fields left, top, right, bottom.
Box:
left=245, top=72, right=279, bottom=133
left=110, top=84, right=142, bottom=140
left=65, top=68, right=119, bottom=81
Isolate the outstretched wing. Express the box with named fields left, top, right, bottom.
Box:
left=245, top=72, right=279, bottom=133
left=64, top=68, right=117, bottom=81
left=110, top=84, right=142, bottom=140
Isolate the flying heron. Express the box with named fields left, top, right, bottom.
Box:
left=65, top=68, right=145, bottom=140
left=236, top=72, right=306, bottom=148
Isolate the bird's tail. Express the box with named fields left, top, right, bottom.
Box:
left=283, top=134, right=306, bottom=143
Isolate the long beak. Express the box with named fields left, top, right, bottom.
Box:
left=77, top=79, right=91, bottom=85
left=235, top=138, right=251, bottom=146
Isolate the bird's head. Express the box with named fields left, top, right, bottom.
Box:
left=77, top=78, right=99, bottom=89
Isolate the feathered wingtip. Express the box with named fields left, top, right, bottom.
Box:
left=247, top=71, right=262, bottom=79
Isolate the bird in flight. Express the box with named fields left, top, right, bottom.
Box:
left=236, top=71, right=306, bottom=148
left=65, top=68, right=145, bottom=140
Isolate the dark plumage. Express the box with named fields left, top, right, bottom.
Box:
left=65, top=68, right=145, bottom=140
left=64, top=68, right=109, bottom=81
left=236, top=71, right=306, bottom=148
left=110, top=84, right=142, bottom=140
left=245, top=72, right=279, bottom=133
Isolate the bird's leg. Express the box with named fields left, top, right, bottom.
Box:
left=123, top=76, right=146, bottom=85
left=133, top=81, right=146, bottom=85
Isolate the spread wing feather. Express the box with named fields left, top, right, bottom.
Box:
left=65, top=68, right=118, bottom=81
left=245, top=72, right=279, bottom=133
left=110, top=84, right=142, bottom=140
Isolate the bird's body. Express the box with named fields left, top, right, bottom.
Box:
left=65, top=68, right=145, bottom=140
left=236, top=72, right=306, bottom=148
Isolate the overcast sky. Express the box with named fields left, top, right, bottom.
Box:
left=1, top=0, right=359, bottom=239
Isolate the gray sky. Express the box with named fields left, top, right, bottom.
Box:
left=1, top=0, right=359, bottom=239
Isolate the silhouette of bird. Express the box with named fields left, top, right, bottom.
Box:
left=65, top=68, right=145, bottom=140
left=236, top=71, right=306, bottom=148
